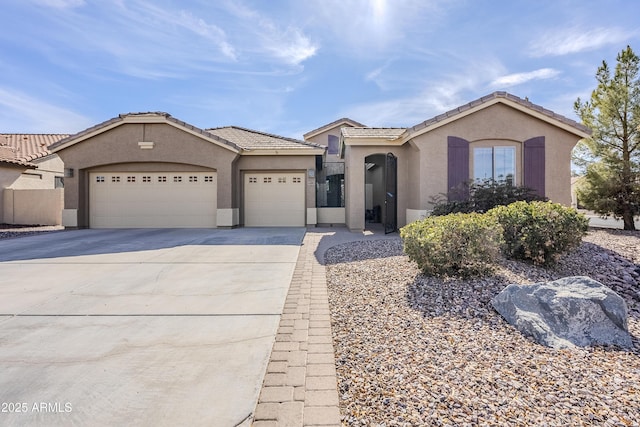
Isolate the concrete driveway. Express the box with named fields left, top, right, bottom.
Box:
left=0, top=228, right=305, bottom=427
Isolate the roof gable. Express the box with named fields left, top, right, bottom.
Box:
left=49, top=112, right=241, bottom=153
left=303, top=118, right=366, bottom=140
left=407, top=92, right=591, bottom=140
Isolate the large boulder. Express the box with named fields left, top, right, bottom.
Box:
left=492, top=276, right=632, bottom=349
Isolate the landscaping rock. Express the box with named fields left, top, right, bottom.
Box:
left=492, top=276, right=632, bottom=349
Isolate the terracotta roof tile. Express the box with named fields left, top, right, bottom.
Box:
left=0, top=134, right=68, bottom=165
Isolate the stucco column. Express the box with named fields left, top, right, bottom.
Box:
left=345, top=146, right=365, bottom=232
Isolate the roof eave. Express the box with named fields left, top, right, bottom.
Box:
left=0, top=159, right=37, bottom=168
left=342, top=137, right=406, bottom=146
left=241, top=147, right=325, bottom=156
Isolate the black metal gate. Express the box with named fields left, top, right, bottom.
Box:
left=384, top=153, right=397, bottom=234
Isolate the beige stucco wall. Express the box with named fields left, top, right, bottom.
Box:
left=304, top=128, right=344, bottom=164
left=3, top=188, right=63, bottom=225
left=344, top=145, right=409, bottom=231
left=9, top=155, right=64, bottom=190
left=0, top=165, right=25, bottom=223
left=1, top=156, right=63, bottom=223
left=55, top=123, right=240, bottom=228
left=409, top=103, right=580, bottom=208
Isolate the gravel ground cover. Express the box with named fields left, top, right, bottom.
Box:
left=326, top=228, right=640, bottom=426
left=0, top=224, right=64, bottom=240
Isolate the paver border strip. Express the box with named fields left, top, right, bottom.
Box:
left=253, top=232, right=341, bottom=427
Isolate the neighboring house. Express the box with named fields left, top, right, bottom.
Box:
left=49, top=92, right=590, bottom=231
left=0, top=134, right=67, bottom=225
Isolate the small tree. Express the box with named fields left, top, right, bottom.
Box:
left=574, top=45, right=640, bottom=230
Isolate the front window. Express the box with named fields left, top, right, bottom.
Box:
left=474, top=146, right=515, bottom=183
left=316, top=162, right=345, bottom=207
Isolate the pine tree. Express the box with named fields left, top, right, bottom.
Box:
left=574, top=45, right=640, bottom=230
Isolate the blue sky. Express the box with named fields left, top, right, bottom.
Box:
left=2, top=0, right=639, bottom=139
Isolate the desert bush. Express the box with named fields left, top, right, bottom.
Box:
left=487, top=201, right=588, bottom=266
left=431, top=179, right=546, bottom=216
left=400, top=213, right=503, bottom=278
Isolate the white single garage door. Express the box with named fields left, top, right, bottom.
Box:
left=89, top=172, right=217, bottom=228
left=244, top=172, right=305, bottom=227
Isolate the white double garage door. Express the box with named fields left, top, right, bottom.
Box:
left=89, top=171, right=305, bottom=228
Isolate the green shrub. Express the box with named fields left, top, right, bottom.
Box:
left=487, top=201, right=589, bottom=266
left=431, top=179, right=546, bottom=216
left=400, top=213, right=503, bottom=278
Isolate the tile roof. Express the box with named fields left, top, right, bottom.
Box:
left=0, top=134, right=68, bottom=167
left=341, top=127, right=406, bottom=139
left=303, top=118, right=367, bottom=139
left=409, top=91, right=591, bottom=135
left=206, top=126, right=323, bottom=151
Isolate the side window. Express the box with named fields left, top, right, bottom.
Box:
left=327, top=135, right=339, bottom=155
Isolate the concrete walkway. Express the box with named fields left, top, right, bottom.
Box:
left=252, top=226, right=399, bottom=426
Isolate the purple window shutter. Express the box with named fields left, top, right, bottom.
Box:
left=523, top=136, right=545, bottom=197
left=447, top=136, right=470, bottom=200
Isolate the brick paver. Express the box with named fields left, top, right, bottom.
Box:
left=253, top=232, right=341, bottom=427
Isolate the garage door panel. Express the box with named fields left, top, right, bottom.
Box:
left=244, top=173, right=305, bottom=227
left=90, top=172, right=217, bottom=228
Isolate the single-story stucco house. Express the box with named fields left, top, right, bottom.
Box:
left=0, top=134, right=67, bottom=225
left=49, top=92, right=590, bottom=231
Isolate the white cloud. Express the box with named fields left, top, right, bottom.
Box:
left=344, top=60, right=505, bottom=126
left=491, top=68, right=561, bottom=88
left=31, top=0, right=84, bottom=8
left=529, top=27, right=633, bottom=57
left=16, top=1, right=241, bottom=81
left=0, top=87, right=93, bottom=133
left=364, top=60, right=395, bottom=90
left=262, top=26, right=318, bottom=66
left=224, top=2, right=318, bottom=66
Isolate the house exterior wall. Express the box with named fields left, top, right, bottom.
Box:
left=0, top=165, right=26, bottom=223
left=9, top=155, right=64, bottom=190
left=1, top=156, right=63, bottom=224
left=304, top=128, right=344, bottom=164
left=55, top=123, right=239, bottom=228
left=409, top=103, right=579, bottom=210
left=344, top=145, right=408, bottom=232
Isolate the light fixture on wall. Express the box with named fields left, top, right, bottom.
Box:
left=64, top=168, right=74, bottom=178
